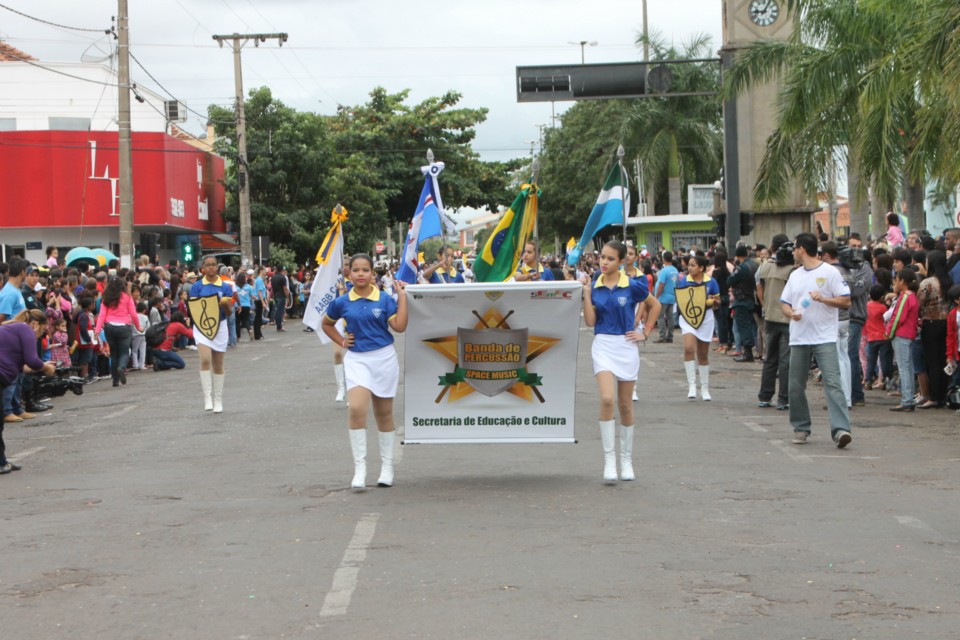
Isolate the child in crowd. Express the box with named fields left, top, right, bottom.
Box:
left=73, top=296, right=97, bottom=383
left=887, top=269, right=919, bottom=411
left=49, top=318, right=72, bottom=368
left=130, top=301, right=150, bottom=371
left=864, top=284, right=893, bottom=390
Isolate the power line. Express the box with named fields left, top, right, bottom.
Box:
left=0, top=50, right=115, bottom=87
left=0, top=2, right=111, bottom=33
left=127, top=50, right=235, bottom=126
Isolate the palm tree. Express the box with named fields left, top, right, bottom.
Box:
left=626, top=32, right=723, bottom=215
left=724, top=0, right=960, bottom=235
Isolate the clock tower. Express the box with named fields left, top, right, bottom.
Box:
left=721, top=0, right=813, bottom=245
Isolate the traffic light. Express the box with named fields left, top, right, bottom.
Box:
left=181, top=242, right=195, bottom=264
left=740, top=212, right=754, bottom=236
left=712, top=213, right=727, bottom=238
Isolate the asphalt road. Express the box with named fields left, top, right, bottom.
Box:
left=2, top=318, right=958, bottom=639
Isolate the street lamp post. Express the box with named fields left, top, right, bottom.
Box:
left=568, top=40, right=598, bottom=64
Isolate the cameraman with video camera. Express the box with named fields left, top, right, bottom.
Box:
left=0, top=309, right=56, bottom=474
left=755, top=234, right=797, bottom=410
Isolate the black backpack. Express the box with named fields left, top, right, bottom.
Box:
left=145, top=321, right=170, bottom=348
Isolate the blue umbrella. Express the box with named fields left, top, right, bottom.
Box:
left=92, top=248, right=118, bottom=267
left=64, top=247, right=99, bottom=267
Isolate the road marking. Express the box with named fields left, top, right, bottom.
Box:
left=640, top=357, right=656, bottom=368
left=280, top=342, right=296, bottom=349
left=767, top=439, right=811, bottom=463
left=895, top=516, right=931, bottom=530
left=320, top=512, right=380, bottom=618
left=251, top=355, right=263, bottom=362
left=743, top=421, right=768, bottom=433
left=102, top=404, right=138, bottom=421
left=809, top=455, right=880, bottom=460
left=8, top=446, right=45, bottom=462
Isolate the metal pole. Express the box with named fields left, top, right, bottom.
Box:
left=720, top=48, right=741, bottom=248
left=642, top=0, right=649, bottom=62
left=618, top=144, right=627, bottom=241
left=117, top=0, right=134, bottom=269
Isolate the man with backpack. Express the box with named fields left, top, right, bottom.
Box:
left=149, top=312, right=192, bottom=371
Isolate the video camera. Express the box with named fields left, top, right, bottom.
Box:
left=33, top=365, right=85, bottom=399
left=774, top=242, right=795, bottom=266
left=838, top=246, right=865, bottom=269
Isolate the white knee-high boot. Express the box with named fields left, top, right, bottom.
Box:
left=684, top=360, right=697, bottom=399
left=600, top=420, right=617, bottom=483
left=699, top=364, right=711, bottom=401
left=619, top=424, right=635, bottom=481
left=199, top=370, right=213, bottom=411
left=334, top=364, right=346, bottom=402
left=349, top=429, right=367, bottom=490
left=212, top=373, right=224, bottom=413
left=377, top=430, right=396, bottom=487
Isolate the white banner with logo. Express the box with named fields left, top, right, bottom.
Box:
left=403, top=281, right=582, bottom=444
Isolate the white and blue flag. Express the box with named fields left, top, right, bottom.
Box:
left=396, top=161, right=446, bottom=284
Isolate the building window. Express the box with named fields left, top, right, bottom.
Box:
left=49, top=117, right=91, bottom=131
left=0, top=118, right=15, bottom=131
left=644, top=231, right=663, bottom=250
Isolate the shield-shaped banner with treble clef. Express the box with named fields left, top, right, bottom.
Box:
left=678, top=283, right=708, bottom=330
left=188, top=295, right=222, bottom=340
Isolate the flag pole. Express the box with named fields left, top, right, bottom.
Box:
left=531, top=157, right=540, bottom=239
left=617, top=144, right=627, bottom=242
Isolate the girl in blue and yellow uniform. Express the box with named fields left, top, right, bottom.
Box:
left=323, top=253, right=408, bottom=490
left=189, top=255, right=234, bottom=413
left=581, top=241, right=661, bottom=483
left=514, top=239, right=555, bottom=281
left=676, top=255, right=721, bottom=401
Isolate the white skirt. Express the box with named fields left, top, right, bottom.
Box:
left=194, top=320, right=228, bottom=352
left=592, top=334, right=640, bottom=382
left=344, top=345, right=399, bottom=398
left=679, top=309, right=716, bottom=343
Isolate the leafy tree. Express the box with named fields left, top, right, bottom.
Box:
left=627, top=32, right=723, bottom=215
left=536, top=100, right=633, bottom=241
left=210, top=87, right=520, bottom=263
left=724, top=0, right=960, bottom=233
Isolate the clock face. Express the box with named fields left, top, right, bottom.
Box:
left=748, top=0, right=780, bottom=27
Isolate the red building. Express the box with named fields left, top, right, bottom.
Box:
left=0, top=130, right=227, bottom=265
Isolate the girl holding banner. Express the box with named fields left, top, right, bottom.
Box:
left=675, top=255, right=721, bottom=402
left=580, top=241, right=661, bottom=484
left=323, top=254, right=408, bottom=490
left=189, top=255, right=234, bottom=413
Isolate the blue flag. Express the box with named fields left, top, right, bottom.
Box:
left=567, top=163, right=630, bottom=266
left=396, top=162, right=445, bottom=283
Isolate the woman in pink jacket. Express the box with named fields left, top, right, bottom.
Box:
left=95, top=277, right=142, bottom=387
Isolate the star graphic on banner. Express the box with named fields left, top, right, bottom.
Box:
left=423, top=308, right=559, bottom=403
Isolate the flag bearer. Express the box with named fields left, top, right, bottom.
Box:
left=580, top=241, right=661, bottom=483
left=323, top=253, right=408, bottom=490
left=514, top=239, right=555, bottom=281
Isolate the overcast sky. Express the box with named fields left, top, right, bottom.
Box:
left=1, top=0, right=723, bottom=163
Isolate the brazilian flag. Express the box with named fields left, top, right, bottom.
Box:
left=473, top=184, right=540, bottom=283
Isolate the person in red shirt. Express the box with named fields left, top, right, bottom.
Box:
left=151, top=312, right=193, bottom=371
left=887, top=270, right=920, bottom=411
left=864, top=284, right=893, bottom=390
left=943, top=284, right=960, bottom=378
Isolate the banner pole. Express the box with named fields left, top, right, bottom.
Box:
left=617, top=144, right=627, bottom=242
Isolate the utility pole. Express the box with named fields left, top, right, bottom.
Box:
left=212, top=32, right=288, bottom=268
left=117, top=0, right=134, bottom=269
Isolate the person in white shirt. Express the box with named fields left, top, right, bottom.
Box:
left=779, top=233, right=852, bottom=449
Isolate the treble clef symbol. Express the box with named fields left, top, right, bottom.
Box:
left=684, top=287, right=704, bottom=327
left=198, top=298, right=217, bottom=334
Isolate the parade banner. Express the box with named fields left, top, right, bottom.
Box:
left=403, top=281, right=582, bottom=444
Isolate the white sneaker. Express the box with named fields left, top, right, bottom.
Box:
left=632, top=389, right=638, bottom=401
left=187, top=345, right=198, bottom=351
